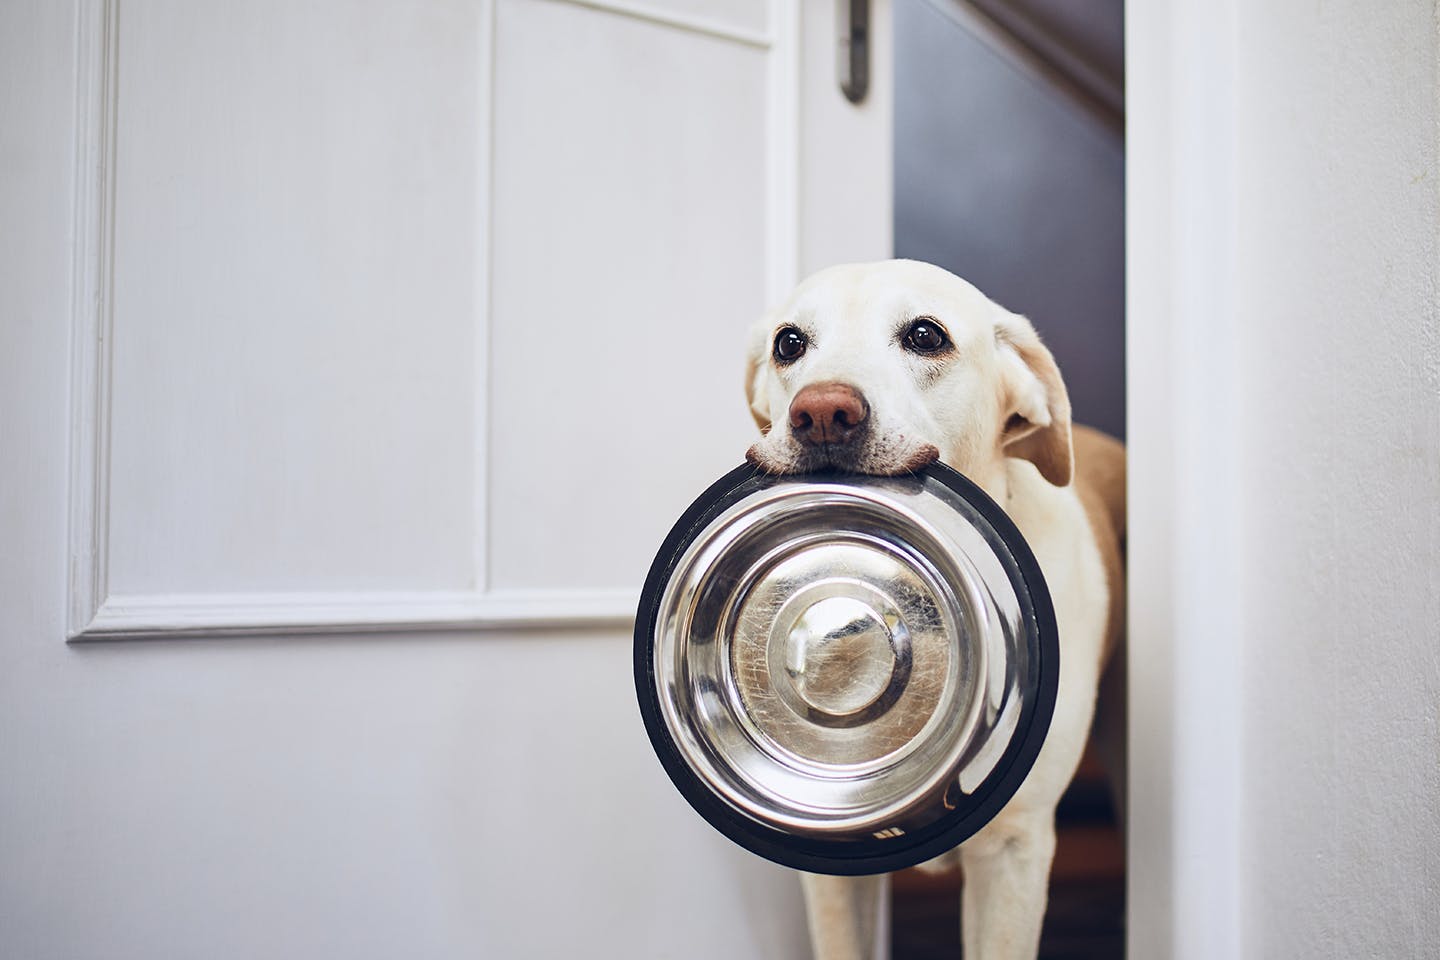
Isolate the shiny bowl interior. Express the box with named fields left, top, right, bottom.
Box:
left=635, top=463, right=1057, bottom=875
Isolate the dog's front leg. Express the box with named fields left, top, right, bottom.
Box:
left=801, top=872, right=889, bottom=960
left=958, top=811, right=1056, bottom=959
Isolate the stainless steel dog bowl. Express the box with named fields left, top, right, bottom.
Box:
left=634, top=463, right=1058, bottom=875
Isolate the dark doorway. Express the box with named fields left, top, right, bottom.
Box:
left=891, top=0, right=1126, bottom=956
left=894, top=0, right=1124, bottom=440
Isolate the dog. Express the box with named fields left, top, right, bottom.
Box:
left=743, top=259, right=1125, bottom=960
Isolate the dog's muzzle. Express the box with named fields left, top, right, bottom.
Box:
left=634, top=463, right=1059, bottom=876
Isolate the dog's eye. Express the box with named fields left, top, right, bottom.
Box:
left=902, top=318, right=950, bottom=355
left=773, top=327, right=808, bottom=363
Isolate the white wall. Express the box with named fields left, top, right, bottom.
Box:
left=1129, top=1, right=1440, bottom=957
left=0, top=2, right=891, bottom=958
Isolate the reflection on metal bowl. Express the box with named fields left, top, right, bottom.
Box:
left=634, top=463, right=1058, bottom=876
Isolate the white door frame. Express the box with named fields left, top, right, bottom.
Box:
left=1126, top=1, right=1244, bottom=957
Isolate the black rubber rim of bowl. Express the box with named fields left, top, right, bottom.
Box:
left=633, top=462, right=1060, bottom=876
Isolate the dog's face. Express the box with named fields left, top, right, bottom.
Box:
left=744, top=260, right=1073, bottom=487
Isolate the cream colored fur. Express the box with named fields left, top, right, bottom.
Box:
left=743, top=260, right=1122, bottom=960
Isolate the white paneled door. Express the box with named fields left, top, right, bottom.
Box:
left=1, top=2, right=888, bottom=958
left=63, top=0, right=892, bottom=639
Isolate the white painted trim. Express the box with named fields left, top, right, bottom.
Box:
left=72, top=589, right=639, bottom=640
left=474, top=0, right=496, bottom=592
left=66, top=0, right=118, bottom=640
left=550, top=0, right=773, bottom=49
left=1126, top=0, right=1244, bottom=956
left=64, top=0, right=802, bottom=641
left=765, top=0, right=800, bottom=304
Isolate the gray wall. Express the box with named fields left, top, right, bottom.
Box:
left=894, top=0, right=1125, bottom=439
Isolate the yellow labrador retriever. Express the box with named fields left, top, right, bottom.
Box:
left=744, top=259, right=1124, bottom=960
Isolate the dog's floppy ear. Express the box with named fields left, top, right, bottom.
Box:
left=996, top=313, right=1073, bottom=487
left=743, top=317, right=773, bottom=433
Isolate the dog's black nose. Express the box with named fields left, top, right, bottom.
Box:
left=789, top=382, right=870, bottom=446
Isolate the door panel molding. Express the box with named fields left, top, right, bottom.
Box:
left=80, top=588, right=640, bottom=640
left=553, top=0, right=772, bottom=48
left=65, top=0, right=800, bottom=640
left=67, top=0, right=120, bottom=640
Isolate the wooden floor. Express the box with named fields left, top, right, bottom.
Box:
left=891, top=751, right=1125, bottom=959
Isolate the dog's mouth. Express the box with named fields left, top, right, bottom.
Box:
left=745, top=437, right=940, bottom=477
